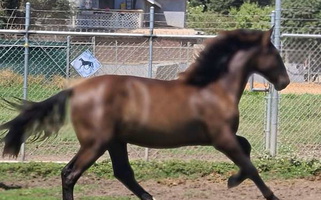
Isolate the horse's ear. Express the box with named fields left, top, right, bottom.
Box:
left=262, top=26, right=274, bottom=47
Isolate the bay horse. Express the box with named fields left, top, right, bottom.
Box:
left=0, top=28, right=289, bottom=200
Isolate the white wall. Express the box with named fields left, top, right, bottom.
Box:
left=159, top=0, right=186, bottom=12
left=136, top=0, right=186, bottom=12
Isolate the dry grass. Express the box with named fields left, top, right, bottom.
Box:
left=28, top=74, right=46, bottom=85
left=50, top=75, right=68, bottom=89
left=0, top=70, right=23, bottom=86
left=0, top=70, right=87, bottom=89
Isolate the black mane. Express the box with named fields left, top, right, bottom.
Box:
left=179, top=29, right=264, bottom=86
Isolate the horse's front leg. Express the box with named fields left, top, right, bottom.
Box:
left=212, top=129, right=278, bottom=200
left=108, top=141, right=155, bottom=200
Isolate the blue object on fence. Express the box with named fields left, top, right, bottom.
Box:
left=71, top=50, right=101, bottom=77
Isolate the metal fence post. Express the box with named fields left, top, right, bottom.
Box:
left=265, top=89, right=272, bottom=151
left=115, top=40, right=118, bottom=64
left=144, top=6, right=154, bottom=162
left=269, top=0, right=282, bottom=156
left=187, top=42, right=191, bottom=63
left=21, top=2, right=31, bottom=161
left=92, top=36, right=96, bottom=55
left=66, top=36, right=70, bottom=80
left=307, top=53, right=311, bottom=82
left=265, top=11, right=276, bottom=152
left=270, top=89, right=279, bottom=156
left=148, top=6, right=154, bottom=78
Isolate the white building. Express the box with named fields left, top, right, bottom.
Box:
left=70, top=0, right=187, bottom=29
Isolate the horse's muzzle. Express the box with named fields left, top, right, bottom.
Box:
left=275, top=76, right=290, bottom=91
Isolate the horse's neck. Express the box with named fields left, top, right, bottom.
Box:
left=218, top=69, right=249, bottom=104
left=217, top=51, right=253, bottom=103
left=180, top=46, right=255, bottom=102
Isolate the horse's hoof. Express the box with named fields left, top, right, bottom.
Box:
left=266, top=193, right=279, bottom=200
left=141, top=193, right=154, bottom=200
left=227, top=175, right=241, bottom=188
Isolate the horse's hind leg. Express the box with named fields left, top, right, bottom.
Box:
left=237, top=135, right=251, bottom=156
left=61, top=152, right=79, bottom=200
left=108, top=141, right=154, bottom=200
left=228, top=135, right=252, bottom=188
left=61, top=143, right=107, bottom=200
left=213, top=131, right=278, bottom=200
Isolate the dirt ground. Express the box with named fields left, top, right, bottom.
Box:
left=247, top=82, right=321, bottom=94
left=1, top=176, right=321, bottom=200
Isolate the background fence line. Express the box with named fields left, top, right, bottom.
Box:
left=0, top=3, right=321, bottom=162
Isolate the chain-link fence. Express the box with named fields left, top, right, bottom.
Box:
left=0, top=3, right=321, bottom=162
left=276, top=3, right=321, bottom=159
left=279, top=34, right=321, bottom=159
left=0, top=31, right=271, bottom=162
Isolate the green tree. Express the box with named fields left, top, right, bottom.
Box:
left=0, top=9, right=5, bottom=28
left=0, top=0, right=72, bottom=29
left=1, top=0, right=21, bottom=10
left=188, top=0, right=208, bottom=7
left=186, top=2, right=236, bottom=34
left=21, top=0, right=72, bottom=29
left=188, top=0, right=273, bottom=14
left=0, top=0, right=22, bottom=28
left=186, top=0, right=273, bottom=34
left=281, top=0, right=321, bottom=34
left=22, top=0, right=70, bottom=10
left=280, top=0, right=321, bottom=75
left=229, top=1, right=273, bottom=29
left=253, top=0, right=273, bottom=7
left=208, top=0, right=240, bottom=14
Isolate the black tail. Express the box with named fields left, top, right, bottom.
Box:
left=0, top=89, right=73, bottom=157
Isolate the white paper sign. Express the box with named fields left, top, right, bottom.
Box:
left=71, top=50, right=101, bottom=77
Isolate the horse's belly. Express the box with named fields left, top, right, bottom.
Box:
left=118, top=122, right=211, bottom=148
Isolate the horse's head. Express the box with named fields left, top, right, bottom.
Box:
left=179, top=28, right=290, bottom=90
left=231, top=28, right=290, bottom=91
left=251, top=28, right=289, bottom=90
